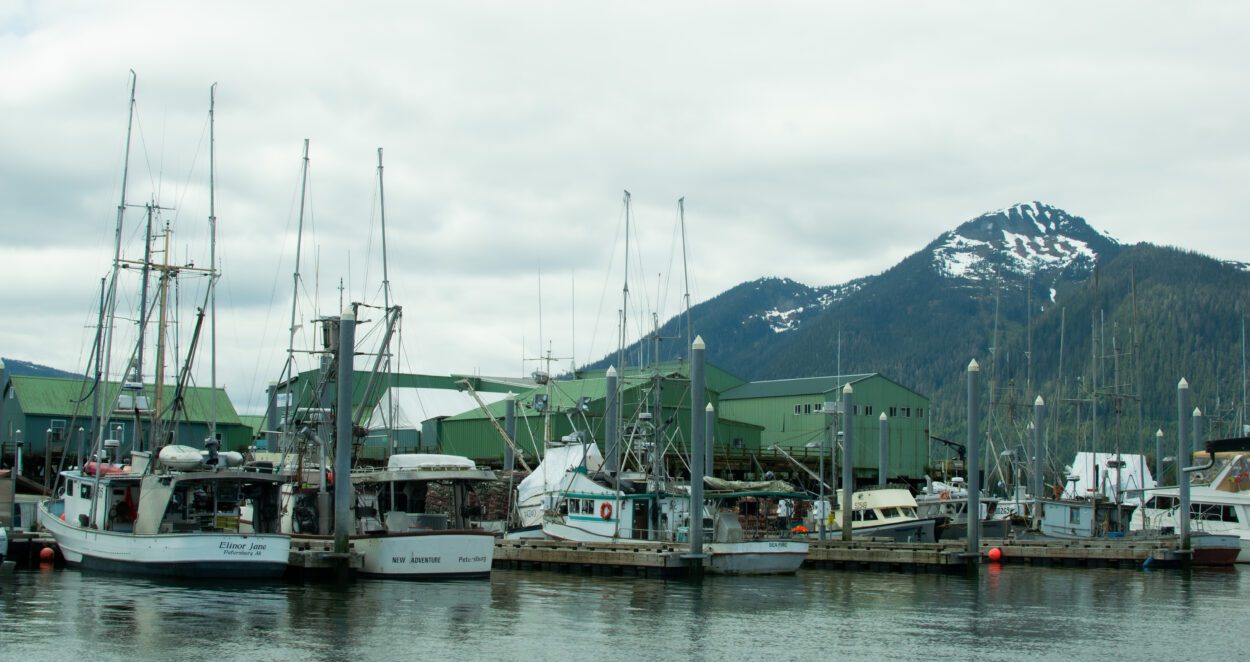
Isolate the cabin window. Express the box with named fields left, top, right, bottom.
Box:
left=880, top=507, right=899, bottom=518
left=1068, top=507, right=1082, bottom=524
left=1146, top=496, right=1177, bottom=510
left=1191, top=503, right=1238, bottom=523
left=80, top=482, right=93, bottom=499
left=582, top=500, right=595, bottom=515
left=66, top=479, right=76, bottom=494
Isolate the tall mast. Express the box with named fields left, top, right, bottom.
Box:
left=617, top=190, right=631, bottom=373
left=377, top=147, right=393, bottom=460
left=678, top=197, right=692, bottom=352
left=208, top=83, right=218, bottom=442
left=151, top=223, right=173, bottom=449
left=135, top=205, right=154, bottom=387
left=90, top=72, right=137, bottom=530
left=96, top=71, right=137, bottom=452
left=283, top=139, right=311, bottom=438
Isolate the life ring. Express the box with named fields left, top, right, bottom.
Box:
left=939, top=491, right=951, bottom=502
left=600, top=502, right=613, bottom=520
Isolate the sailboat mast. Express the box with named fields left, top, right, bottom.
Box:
left=136, top=207, right=153, bottom=388
left=208, top=83, right=218, bottom=443
left=678, top=197, right=692, bottom=352
left=283, top=139, right=311, bottom=439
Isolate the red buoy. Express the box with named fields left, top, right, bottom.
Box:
left=987, top=547, right=1002, bottom=562
left=39, top=547, right=55, bottom=563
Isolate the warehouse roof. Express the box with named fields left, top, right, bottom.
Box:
left=719, top=374, right=876, bottom=401
left=9, top=375, right=244, bottom=425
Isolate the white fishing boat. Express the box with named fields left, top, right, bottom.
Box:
left=915, top=479, right=1010, bottom=540
left=39, top=449, right=289, bottom=577
left=530, top=442, right=809, bottom=575
left=37, top=78, right=289, bottom=579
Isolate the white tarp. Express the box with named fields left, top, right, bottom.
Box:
left=367, top=387, right=508, bottom=431
left=1061, top=452, right=1156, bottom=504
left=515, top=443, right=605, bottom=511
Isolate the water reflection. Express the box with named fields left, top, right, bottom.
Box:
left=1, top=565, right=1247, bottom=661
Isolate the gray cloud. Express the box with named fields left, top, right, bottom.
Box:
left=3, top=2, right=1249, bottom=412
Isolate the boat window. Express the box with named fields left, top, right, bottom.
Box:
left=583, top=500, right=595, bottom=515
left=880, top=507, right=899, bottom=518
left=903, top=507, right=916, bottom=518
left=1191, top=503, right=1238, bottom=523
left=1146, top=496, right=1177, bottom=510
left=1068, top=507, right=1081, bottom=524
left=80, top=482, right=93, bottom=499
left=66, top=479, right=75, bottom=494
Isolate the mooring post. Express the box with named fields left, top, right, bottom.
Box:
left=1177, top=378, right=1190, bottom=552
left=840, top=383, right=854, bottom=542
left=266, top=381, right=279, bottom=451
left=878, top=412, right=888, bottom=486
left=967, top=359, right=981, bottom=561
left=1155, top=429, right=1165, bottom=486
left=604, top=367, right=619, bottom=484
left=1032, top=395, right=1044, bottom=530
left=686, top=337, right=707, bottom=572
left=334, top=307, right=356, bottom=557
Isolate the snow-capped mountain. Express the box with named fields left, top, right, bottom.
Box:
left=930, top=202, right=1119, bottom=283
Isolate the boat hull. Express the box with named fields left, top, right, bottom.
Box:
left=1190, top=533, right=1243, bottom=566
left=704, top=540, right=808, bottom=575
left=38, top=500, right=289, bottom=579
left=353, top=532, right=495, bottom=578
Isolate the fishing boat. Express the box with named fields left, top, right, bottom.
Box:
left=36, top=78, right=290, bottom=578
left=39, top=446, right=288, bottom=577
left=261, top=147, right=496, bottom=578
left=915, top=479, right=1010, bottom=540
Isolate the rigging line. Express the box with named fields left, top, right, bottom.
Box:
left=583, top=199, right=627, bottom=368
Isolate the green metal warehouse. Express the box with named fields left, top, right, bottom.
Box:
left=719, top=373, right=930, bottom=481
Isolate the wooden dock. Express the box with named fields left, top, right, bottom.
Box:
left=493, top=538, right=691, bottom=577
left=287, top=537, right=364, bottom=577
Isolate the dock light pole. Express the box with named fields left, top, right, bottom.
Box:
left=967, top=359, right=981, bottom=560
left=1032, top=395, right=1044, bottom=530
left=878, top=412, right=889, bottom=486
left=840, top=384, right=854, bottom=542
left=1177, top=379, right=1190, bottom=551
left=333, top=308, right=356, bottom=556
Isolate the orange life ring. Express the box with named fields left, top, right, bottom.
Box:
left=939, top=491, right=951, bottom=502
left=600, top=502, right=613, bottom=520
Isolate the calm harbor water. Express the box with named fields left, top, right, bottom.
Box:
left=2, top=565, right=1246, bottom=661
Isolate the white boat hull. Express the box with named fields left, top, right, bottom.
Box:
left=354, top=532, right=495, bottom=578
left=704, top=540, right=808, bottom=575
left=38, top=500, right=289, bottom=578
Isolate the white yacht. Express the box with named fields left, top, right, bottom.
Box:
left=806, top=487, right=938, bottom=542
left=1130, top=453, right=1250, bottom=563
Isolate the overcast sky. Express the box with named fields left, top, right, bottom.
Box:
left=2, top=2, right=1248, bottom=413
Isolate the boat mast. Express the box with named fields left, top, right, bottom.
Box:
left=282, top=139, right=311, bottom=444
left=208, top=83, right=218, bottom=443
left=617, top=190, right=631, bottom=375
left=136, top=206, right=153, bottom=392
left=150, top=223, right=173, bottom=449
left=678, top=197, right=692, bottom=353
left=90, top=71, right=137, bottom=528
left=378, top=147, right=394, bottom=464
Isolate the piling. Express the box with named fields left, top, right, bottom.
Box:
left=334, top=307, right=355, bottom=557
left=691, top=336, right=706, bottom=473
left=967, top=359, right=981, bottom=561
left=1177, top=379, right=1190, bottom=551
left=605, top=366, right=619, bottom=481
left=504, top=395, right=516, bottom=472
left=840, top=383, right=854, bottom=542
left=1032, top=395, right=1044, bottom=530
left=1155, top=429, right=1165, bottom=485
left=878, top=412, right=888, bottom=486
left=266, top=381, right=279, bottom=451
left=687, top=338, right=707, bottom=566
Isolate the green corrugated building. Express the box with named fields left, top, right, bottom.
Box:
left=0, top=374, right=254, bottom=459
left=719, top=373, right=930, bottom=481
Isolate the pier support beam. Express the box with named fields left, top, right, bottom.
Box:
left=1177, top=379, right=1190, bottom=551
left=840, top=384, right=854, bottom=542
left=334, top=307, right=356, bottom=557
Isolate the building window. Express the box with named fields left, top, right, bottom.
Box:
left=917, top=408, right=924, bottom=418
left=888, top=406, right=897, bottom=417
left=804, top=404, right=812, bottom=414
left=814, top=403, right=823, bottom=413
left=901, top=407, right=911, bottom=418
left=732, top=437, right=745, bottom=449
left=794, top=405, right=802, bottom=415
left=864, top=405, right=873, bottom=417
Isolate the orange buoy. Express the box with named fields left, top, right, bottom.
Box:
left=987, top=547, right=1002, bottom=562
left=39, top=547, right=55, bottom=562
